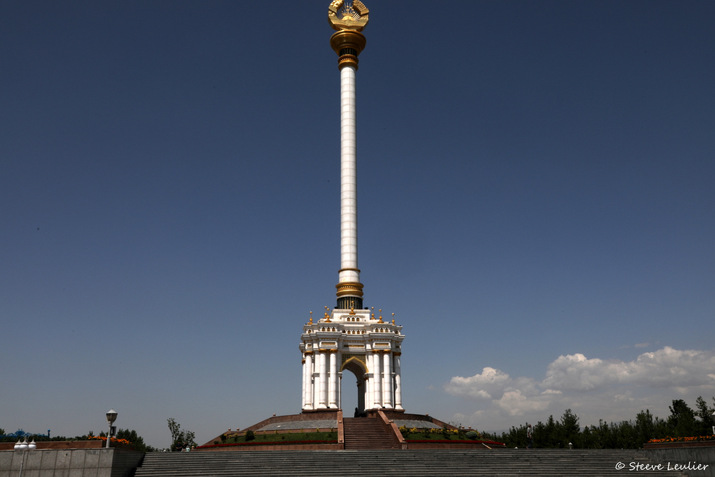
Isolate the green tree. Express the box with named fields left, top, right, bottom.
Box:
left=634, top=410, right=656, bottom=444
left=115, top=428, right=154, bottom=452
left=695, top=396, right=714, bottom=436
left=167, top=418, right=197, bottom=451
left=668, top=399, right=697, bottom=437
left=560, top=409, right=580, bottom=447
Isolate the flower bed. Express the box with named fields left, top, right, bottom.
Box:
left=647, top=435, right=715, bottom=444
left=198, top=439, right=337, bottom=449
left=644, top=435, right=715, bottom=449
left=200, top=430, right=338, bottom=449
left=86, top=436, right=135, bottom=448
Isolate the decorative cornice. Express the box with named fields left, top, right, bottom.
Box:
left=336, top=281, right=364, bottom=298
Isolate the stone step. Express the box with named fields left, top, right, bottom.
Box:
left=343, top=417, right=400, bottom=450
left=134, top=449, right=687, bottom=477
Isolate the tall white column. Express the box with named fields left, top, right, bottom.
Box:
left=302, top=357, right=307, bottom=409
left=382, top=351, right=393, bottom=408
left=365, top=352, right=374, bottom=409
left=303, top=353, right=313, bottom=410
left=373, top=351, right=382, bottom=408
left=339, top=371, right=343, bottom=410
left=329, top=351, right=338, bottom=408
left=339, top=65, right=359, bottom=286
left=394, top=353, right=403, bottom=410
left=318, top=352, right=328, bottom=409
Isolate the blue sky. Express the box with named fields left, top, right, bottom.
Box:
left=2, top=1, right=714, bottom=448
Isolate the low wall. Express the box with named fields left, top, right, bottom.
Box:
left=0, top=447, right=143, bottom=477
left=642, top=442, right=715, bottom=477
left=0, top=440, right=104, bottom=451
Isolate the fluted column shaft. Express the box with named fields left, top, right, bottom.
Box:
left=303, top=353, right=313, bottom=409
left=382, top=351, right=393, bottom=408
left=394, top=353, right=403, bottom=410
left=339, top=65, right=358, bottom=283
left=329, top=351, right=338, bottom=408
left=318, top=352, right=328, bottom=409
left=372, top=350, right=382, bottom=407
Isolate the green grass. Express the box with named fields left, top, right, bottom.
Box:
left=224, top=431, right=337, bottom=444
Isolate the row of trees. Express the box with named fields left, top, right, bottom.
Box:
left=481, top=396, right=715, bottom=449
left=2, top=417, right=197, bottom=452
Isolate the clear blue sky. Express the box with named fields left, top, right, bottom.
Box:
left=2, top=1, right=714, bottom=448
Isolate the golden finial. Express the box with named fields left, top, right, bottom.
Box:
left=391, top=312, right=395, bottom=325
left=309, top=311, right=313, bottom=324
left=324, top=306, right=332, bottom=323
left=349, top=300, right=356, bottom=315
left=371, top=307, right=375, bottom=320
left=378, top=309, right=383, bottom=323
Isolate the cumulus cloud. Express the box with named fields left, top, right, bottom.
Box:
left=542, top=346, right=715, bottom=390
left=444, top=346, right=715, bottom=431
left=445, top=367, right=511, bottom=400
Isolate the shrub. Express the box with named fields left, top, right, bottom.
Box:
left=245, top=430, right=255, bottom=442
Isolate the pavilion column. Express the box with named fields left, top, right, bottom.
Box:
left=302, top=356, right=307, bottom=409
left=318, top=351, right=328, bottom=409
left=364, top=352, right=374, bottom=409
left=303, top=352, right=313, bottom=410
left=329, top=350, right=338, bottom=408
left=372, top=350, right=382, bottom=407
left=382, top=351, right=393, bottom=408
left=338, top=371, right=343, bottom=410
left=357, top=377, right=365, bottom=411
left=301, top=357, right=306, bottom=408
left=393, top=353, right=403, bottom=410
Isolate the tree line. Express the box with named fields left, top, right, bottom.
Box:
left=481, top=396, right=715, bottom=449
left=0, top=427, right=154, bottom=452
left=1, top=417, right=197, bottom=452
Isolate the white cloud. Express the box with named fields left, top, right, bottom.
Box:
left=444, top=346, right=715, bottom=432
left=445, top=367, right=511, bottom=400
left=495, top=389, right=550, bottom=416
left=542, top=346, right=715, bottom=390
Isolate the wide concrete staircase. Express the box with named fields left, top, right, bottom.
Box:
left=343, top=417, right=400, bottom=450
left=134, top=449, right=688, bottom=476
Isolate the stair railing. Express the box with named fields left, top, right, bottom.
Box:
left=377, top=410, right=407, bottom=449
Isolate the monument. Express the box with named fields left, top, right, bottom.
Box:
left=200, top=3, right=482, bottom=450
left=299, top=0, right=405, bottom=414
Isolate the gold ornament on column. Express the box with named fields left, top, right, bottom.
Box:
left=328, top=0, right=369, bottom=70
left=328, top=0, right=369, bottom=31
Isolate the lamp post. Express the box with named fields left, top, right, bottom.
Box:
left=14, top=438, right=36, bottom=477
left=105, top=409, right=118, bottom=448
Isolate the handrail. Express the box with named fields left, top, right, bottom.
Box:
left=377, top=410, right=407, bottom=449
left=337, top=410, right=344, bottom=446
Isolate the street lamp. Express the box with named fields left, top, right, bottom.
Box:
left=14, top=438, right=36, bottom=477
left=105, top=409, right=118, bottom=448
